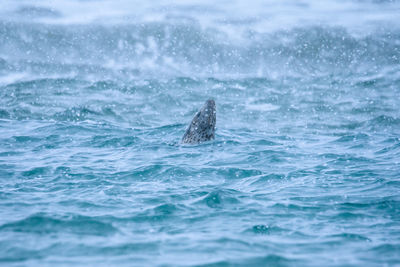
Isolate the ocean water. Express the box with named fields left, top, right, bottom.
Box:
left=1, top=0, right=400, bottom=266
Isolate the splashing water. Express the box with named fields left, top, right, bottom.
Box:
left=0, top=0, right=400, bottom=266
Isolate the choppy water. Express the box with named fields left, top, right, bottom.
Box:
left=1, top=0, right=400, bottom=266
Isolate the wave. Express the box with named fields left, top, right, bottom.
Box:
left=196, top=189, right=241, bottom=208
left=1, top=20, right=399, bottom=78
left=0, top=213, right=117, bottom=236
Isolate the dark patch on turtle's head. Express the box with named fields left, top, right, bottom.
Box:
left=182, top=99, right=216, bottom=144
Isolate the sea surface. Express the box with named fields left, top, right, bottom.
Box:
left=0, top=0, right=400, bottom=266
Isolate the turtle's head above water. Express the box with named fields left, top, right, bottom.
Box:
left=181, top=99, right=216, bottom=144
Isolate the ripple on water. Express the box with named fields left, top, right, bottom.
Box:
left=0, top=0, right=400, bottom=265
left=0, top=213, right=117, bottom=236
left=198, top=189, right=241, bottom=208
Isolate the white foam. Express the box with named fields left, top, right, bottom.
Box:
left=246, top=103, right=279, bottom=112
left=0, top=72, right=28, bottom=85
left=1, top=0, right=398, bottom=37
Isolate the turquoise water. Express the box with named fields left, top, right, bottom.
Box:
left=1, top=0, right=400, bottom=266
